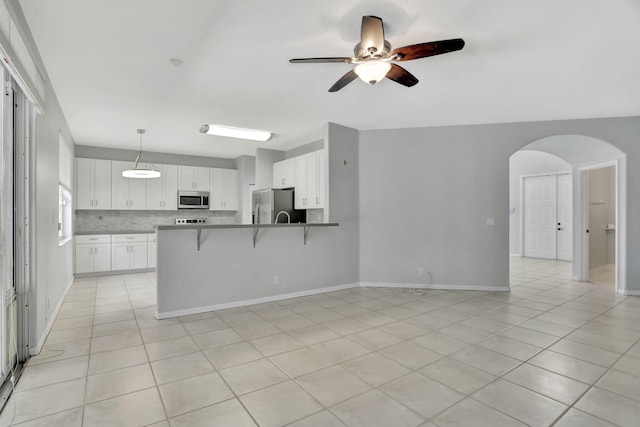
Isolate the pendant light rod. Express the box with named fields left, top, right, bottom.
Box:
left=122, top=128, right=161, bottom=179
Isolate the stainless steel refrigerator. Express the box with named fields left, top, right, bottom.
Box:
left=252, top=189, right=306, bottom=224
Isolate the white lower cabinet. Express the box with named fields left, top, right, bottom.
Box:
left=147, top=234, right=157, bottom=269
left=111, top=234, right=148, bottom=271
left=75, top=235, right=111, bottom=273
left=75, top=233, right=156, bottom=274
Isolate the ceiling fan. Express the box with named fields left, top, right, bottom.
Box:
left=290, top=16, right=465, bottom=92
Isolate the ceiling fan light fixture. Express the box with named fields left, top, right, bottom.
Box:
left=122, top=129, right=161, bottom=179
left=354, top=60, right=392, bottom=85
left=199, top=124, right=272, bottom=142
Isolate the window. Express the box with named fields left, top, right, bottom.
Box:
left=58, top=184, right=72, bottom=245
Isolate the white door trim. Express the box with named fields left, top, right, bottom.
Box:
left=576, top=159, right=625, bottom=293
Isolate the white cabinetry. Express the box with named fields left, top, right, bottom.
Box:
left=210, top=168, right=238, bottom=211
left=76, top=158, right=112, bottom=210
left=111, top=234, right=148, bottom=271
left=272, top=158, right=295, bottom=189
left=147, top=233, right=157, bottom=269
left=75, top=235, right=111, bottom=273
left=146, top=164, right=178, bottom=210
left=294, top=151, right=324, bottom=209
left=111, top=161, right=147, bottom=210
left=178, top=166, right=210, bottom=191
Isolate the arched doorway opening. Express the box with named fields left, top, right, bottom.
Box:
left=509, top=135, right=627, bottom=293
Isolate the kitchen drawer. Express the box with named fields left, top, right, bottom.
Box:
left=147, top=233, right=156, bottom=243
left=75, top=235, right=111, bottom=244
left=111, top=234, right=148, bottom=243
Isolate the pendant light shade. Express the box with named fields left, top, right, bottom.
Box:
left=122, top=129, right=161, bottom=179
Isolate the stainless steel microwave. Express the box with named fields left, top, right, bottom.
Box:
left=178, top=191, right=209, bottom=209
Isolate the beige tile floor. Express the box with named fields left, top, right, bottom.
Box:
left=1, top=257, right=640, bottom=426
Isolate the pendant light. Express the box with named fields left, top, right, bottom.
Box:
left=122, top=129, right=161, bottom=178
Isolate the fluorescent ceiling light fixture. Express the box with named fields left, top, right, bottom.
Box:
left=354, top=60, right=392, bottom=85
left=122, top=129, right=161, bottom=179
left=199, top=124, right=272, bottom=141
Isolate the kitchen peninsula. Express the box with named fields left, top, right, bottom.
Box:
left=155, top=123, right=360, bottom=319
left=155, top=222, right=353, bottom=319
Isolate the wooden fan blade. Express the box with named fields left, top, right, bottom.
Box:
left=361, top=16, right=385, bottom=54
left=289, top=57, right=353, bottom=63
left=386, top=64, right=418, bottom=87
left=328, top=69, right=358, bottom=92
left=391, top=38, right=465, bottom=61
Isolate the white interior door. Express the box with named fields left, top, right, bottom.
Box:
left=524, top=175, right=558, bottom=259
left=557, top=173, right=573, bottom=261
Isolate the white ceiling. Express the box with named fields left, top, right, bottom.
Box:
left=18, top=0, right=640, bottom=158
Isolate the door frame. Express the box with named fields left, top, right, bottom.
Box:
left=518, top=170, right=572, bottom=258
left=576, top=160, right=623, bottom=292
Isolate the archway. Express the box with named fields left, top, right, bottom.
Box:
left=509, top=135, right=626, bottom=293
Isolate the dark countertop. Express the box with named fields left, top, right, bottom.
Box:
left=156, top=223, right=339, bottom=230
left=75, top=230, right=155, bottom=235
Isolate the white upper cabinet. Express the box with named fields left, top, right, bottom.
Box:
left=294, top=150, right=325, bottom=209
left=272, top=158, right=295, bottom=189
left=76, top=158, right=112, bottom=210
left=146, top=164, right=178, bottom=210
left=210, top=168, right=238, bottom=211
left=178, top=166, right=210, bottom=191
left=111, top=161, right=147, bottom=210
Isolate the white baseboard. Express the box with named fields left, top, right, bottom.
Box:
left=509, top=253, right=522, bottom=257
left=360, top=282, right=511, bottom=292
left=620, top=289, right=640, bottom=296
left=156, top=282, right=360, bottom=319
left=30, top=277, right=74, bottom=356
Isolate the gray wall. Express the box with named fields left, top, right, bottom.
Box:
left=588, top=167, right=616, bottom=269
left=254, top=148, right=283, bottom=190
left=75, top=145, right=236, bottom=169
left=156, top=123, right=360, bottom=315
left=285, top=139, right=324, bottom=159
left=359, top=116, right=640, bottom=292
left=32, top=83, right=75, bottom=352
left=509, top=151, right=571, bottom=255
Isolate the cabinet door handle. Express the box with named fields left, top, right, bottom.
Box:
left=281, top=178, right=285, bottom=185
left=126, top=246, right=129, bottom=253
left=316, top=197, right=319, bottom=205
left=95, top=200, right=98, bottom=207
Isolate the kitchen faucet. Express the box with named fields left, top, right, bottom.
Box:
left=275, top=210, right=291, bottom=224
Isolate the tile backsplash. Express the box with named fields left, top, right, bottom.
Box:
left=75, top=210, right=237, bottom=233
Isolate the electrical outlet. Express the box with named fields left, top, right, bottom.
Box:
left=274, top=275, right=280, bottom=285
left=418, top=267, right=425, bottom=275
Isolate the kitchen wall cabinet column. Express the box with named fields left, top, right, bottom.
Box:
left=178, top=166, right=210, bottom=191
left=210, top=168, right=238, bottom=211
left=294, top=151, right=324, bottom=209
left=146, top=164, right=178, bottom=210
left=76, top=158, right=112, bottom=209
left=111, top=161, right=147, bottom=210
